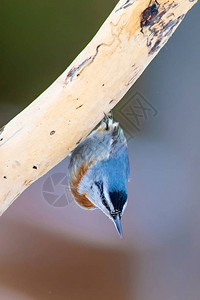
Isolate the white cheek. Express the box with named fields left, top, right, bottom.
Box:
left=78, top=172, right=114, bottom=220
left=78, top=175, right=101, bottom=207
left=122, top=200, right=128, bottom=215
left=103, top=188, right=114, bottom=212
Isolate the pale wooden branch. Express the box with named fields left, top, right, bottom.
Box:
left=0, top=0, right=198, bottom=215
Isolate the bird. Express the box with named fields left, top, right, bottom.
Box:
left=68, top=113, right=130, bottom=238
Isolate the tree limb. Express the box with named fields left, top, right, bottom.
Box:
left=0, top=0, right=198, bottom=215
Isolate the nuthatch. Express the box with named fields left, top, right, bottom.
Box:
left=68, top=113, right=130, bottom=238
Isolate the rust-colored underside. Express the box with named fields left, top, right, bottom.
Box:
left=70, top=162, right=95, bottom=209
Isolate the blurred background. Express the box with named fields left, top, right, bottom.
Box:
left=1, top=0, right=200, bottom=299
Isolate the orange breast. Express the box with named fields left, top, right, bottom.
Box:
left=70, top=162, right=95, bottom=209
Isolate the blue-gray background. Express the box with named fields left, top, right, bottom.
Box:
left=1, top=1, right=200, bottom=299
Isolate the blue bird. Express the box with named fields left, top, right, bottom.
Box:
left=68, top=113, right=130, bottom=238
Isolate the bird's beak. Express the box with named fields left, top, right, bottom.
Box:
left=113, top=214, right=123, bottom=239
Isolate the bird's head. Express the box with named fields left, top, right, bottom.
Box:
left=92, top=180, right=128, bottom=238
left=108, top=190, right=127, bottom=238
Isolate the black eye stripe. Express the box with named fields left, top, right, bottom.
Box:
left=94, top=181, right=111, bottom=212
left=102, top=199, right=110, bottom=211
left=94, top=181, right=103, bottom=196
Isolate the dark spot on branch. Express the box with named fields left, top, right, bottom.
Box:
left=3, top=176, right=7, bottom=179
left=162, top=17, right=183, bottom=36
left=167, top=13, right=175, bottom=18
left=140, top=1, right=159, bottom=33
left=50, top=130, right=55, bottom=135
left=66, top=43, right=112, bottom=85
left=149, top=39, right=161, bottom=54
left=76, top=104, right=83, bottom=110
left=0, top=126, right=5, bottom=142
left=76, top=138, right=82, bottom=145
left=144, top=2, right=181, bottom=50
left=109, top=99, right=114, bottom=104
left=65, top=67, right=76, bottom=81
left=116, top=0, right=133, bottom=12
left=102, top=83, right=105, bottom=86
left=33, top=165, right=37, bottom=169
left=65, top=57, right=92, bottom=84
left=24, top=179, right=33, bottom=186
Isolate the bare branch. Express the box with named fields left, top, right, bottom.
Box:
left=0, top=0, right=198, bottom=214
